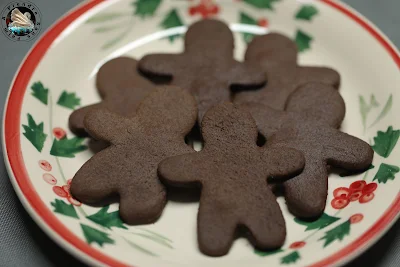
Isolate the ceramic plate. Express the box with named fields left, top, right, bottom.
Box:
left=3, top=0, right=400, bottom=266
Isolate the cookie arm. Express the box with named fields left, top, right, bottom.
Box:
left=84, top=109, right=131, bottom=143
left=229, top=60, right=266, bottom=87
left=69, top=103, right=104, bottom=136
left=263, top=146, right=305, bottom=181
left=296, top=67, right=341, bottom=89
left=138, top=54, right=181, bottom=77
left=324, top=131, right=374, bottom=171
left=158, top=153, right=204, bottom=186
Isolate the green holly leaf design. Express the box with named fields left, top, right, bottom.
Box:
left=51, top=199, right=79, bottom=219
left=319, top=220, right=351, bottom=247
left=243, top=0, right=280, bottom=10
left=281, top=251, right=300, bottom=264
left=80, top=224, right=114, bottom=247
left=22, top=114, right=47, bottom=152
left=239, top=12, right=258, bottom=43
left=295, top=29, right=312, bottom=52
left=373, top=163, right=400, bottom=184
left=50, top=136, right=87, bottom=158
left=369, top=94, right=393, bottom=128
left=295, top=5, right=318, bottom=21
left=359, top=94, right=379, bottom=131
left=254, top=248, right=283, bottom=257
left=86, top=12, right=126, bottom=23
left=294, top=213, right=340, bottom=231
left=31, top=81, right=48, bottom=105
left=57, top=91, right=80, bottom=110
left=160, top=9, right=184, bottom=42
left=133, top=0, right=162, bottom=18
left=372, top=126, right=400, bottom=158
left=87, top=206, right=128, bottom=230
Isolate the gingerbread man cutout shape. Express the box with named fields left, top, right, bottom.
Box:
left=158, top=103, right=305, bottom=256
left=70, top=87, right=197, bottom=224
left=244, top=83, right=373, bottom=218
left=234, top=33, right=341, bottom=110
left=69, top=57, right=154, bottom=136
left=139, top=19, right=265, bottom=121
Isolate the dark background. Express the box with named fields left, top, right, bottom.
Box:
left=0, top=0, right=399, bottom=266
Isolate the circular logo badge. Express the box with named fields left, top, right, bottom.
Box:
left=1, top=1, right=41, bottom=41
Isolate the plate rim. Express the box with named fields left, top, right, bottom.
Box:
left=2, top=0, right=400, bottom=266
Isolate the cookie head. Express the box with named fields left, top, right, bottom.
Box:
left=245, top=33, right=298, bottom=65
left=135, top=86, right=198, bottom=134
left=201, top=102, right=258, bottom=147
left=185, top=19, right=234, bottom=56
left=285, top=82, right=345, bottom=128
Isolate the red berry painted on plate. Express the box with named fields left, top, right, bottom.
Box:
left=363, top=182, right=377, bottom=194
left=38, top=160, right=52, bottom=171
left=289, top=241, right=306, bottom=249
left=67, top=196, right=82, bottom=206
left=349, top=180, right=366, bottom=191
left=62, top=184, right=71, bottom=195
left=53, top=127, right=66, bottom=140
left=53, top=186, right=68, bottom=198
left=349, top=190, right=363, bottom=202
left=258, top=18, right=268, bottom=27
left=359, top=192, right=375, bottom=203
left=333, top=187, right=350, bottom=199
left=43, top=173, right=57, bottom=185
left=350, top=213, right=364, bottom=224
left=331, top=197, right=350, bottom=209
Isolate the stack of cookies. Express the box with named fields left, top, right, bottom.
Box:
left=68, top=19, right=373, bottom=257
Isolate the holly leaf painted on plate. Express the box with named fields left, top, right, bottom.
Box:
left=281, top=251, right=300, bottom=264
left=87, top=206, right=128, bottom=229
left=31, top=81, right=48, bottom=105
left=239, top=12, right=257, bottom=43
left=57, top=91, right=80, bottom=110
left=372, top=126, right=400, bottom=158
left=243, top=0, right=280, bottom=10
left=294, top=213, right=340, bottom=231
left=295, top=29, right=312, bottom=52
left=80, top=224, right=114, bottom=247
left=133, top=0, right=162, bottom=18
left=359, top=95, right=379, bottom=132
left=319, top=220, right=350, bottom=247
left=22, top=113, right=47, bottom=152
left=86, top=12, right=126, bottom=23
left=295, top=5, right=318, bottom=21
left=160, top=9, right=184, bottom=42
left=373, top=163, right=400, bottom=184
left=50, top=136, right=87, bottom=158
left=51, top=199, right=79, bottom=219
left=369, top=94, right=393, bottom=128
left=254, top=248, right=283, bottom=257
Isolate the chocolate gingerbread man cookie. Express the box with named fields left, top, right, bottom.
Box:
left=139, top=19, right=265, bottom=121
left=243, top=83, right=373, bottom=218
left=158, top=103, right=305, bottom=256
left=69, top=57, right=154, bottom=136
left=234, top=33, right=340, bottom=110
left=70, top=87, right=197, bottom=224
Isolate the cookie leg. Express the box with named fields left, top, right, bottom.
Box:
left=243, top=192, right=286, bottom=249
left=197, top=196, right=237, bottom=257
left=119, top=187, right=166, bottom=225
left=284, top=159, right=328, bottom=219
